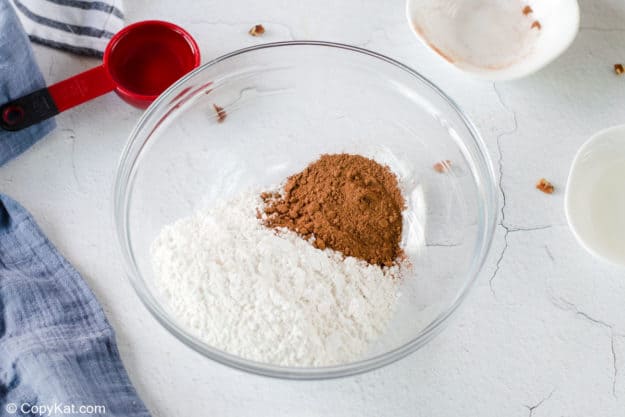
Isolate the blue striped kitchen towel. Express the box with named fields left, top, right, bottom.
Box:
left=9, top=0, right=124, bottom=57
left=0, top=194, right=152, bottom=417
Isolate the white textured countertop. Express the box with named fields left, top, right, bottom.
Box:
left=2, top=0, right=625, bottom=415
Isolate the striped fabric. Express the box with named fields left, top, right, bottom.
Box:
left=9, top=0, right=124, bottom=57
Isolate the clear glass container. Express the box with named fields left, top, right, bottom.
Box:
left=114, top=41, right=497, bottom=379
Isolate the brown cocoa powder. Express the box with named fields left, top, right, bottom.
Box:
left=261, top=154, right=405, bottom=267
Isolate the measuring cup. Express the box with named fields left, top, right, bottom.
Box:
left=0, top=20, right=200, bottom=132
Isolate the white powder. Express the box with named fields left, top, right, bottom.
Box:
left=151, top=189, right=401, bottom=367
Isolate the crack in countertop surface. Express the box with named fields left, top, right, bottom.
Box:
left=549, top=295, right=621, bottom=398
left=525, top=389, right=554, bottom=417
left=488, top=81, right=518, bottom=295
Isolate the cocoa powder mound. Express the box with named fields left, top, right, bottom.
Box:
left=261, top=154, right=405, bottom=267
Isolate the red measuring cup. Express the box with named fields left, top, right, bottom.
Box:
left=0, top=20, right=200, bottom=132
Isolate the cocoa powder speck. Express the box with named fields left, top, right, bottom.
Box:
left=262, top=154, right=405, bottom=267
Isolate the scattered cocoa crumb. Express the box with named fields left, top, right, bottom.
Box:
left=249, top=24, right=265, bottom=36
left=433, top=160, right=452, bottom=173
left=261, top=154, right=405, bottom=267
left=531, top=20, right=541, bottom=30
left=615, top=63, right=624, bottom=75
left=213, top=104, right=227, bottom=123
left=522, top=5, right=533, bottom=15
left=536, top=178, right=554, bottom=194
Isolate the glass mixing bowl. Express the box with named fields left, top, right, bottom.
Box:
left=114, top=41, right=497, bottom=379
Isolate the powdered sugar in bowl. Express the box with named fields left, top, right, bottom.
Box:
left=114, top=42, right=497, bottom=379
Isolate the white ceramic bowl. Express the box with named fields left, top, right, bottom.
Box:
left=565, top=125, right=625, bottom=267
left=406, top=0, right=580, bottom=80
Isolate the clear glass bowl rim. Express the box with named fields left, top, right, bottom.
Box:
left=113, top=40, right=498, bottom=380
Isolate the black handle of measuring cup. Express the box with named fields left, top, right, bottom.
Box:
left=0, top=88, right=59, bottom=131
